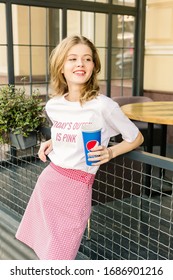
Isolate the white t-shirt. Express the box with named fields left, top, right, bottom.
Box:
left=45, top=94, right=139, bottom=174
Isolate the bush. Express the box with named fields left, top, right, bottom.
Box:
left=0, top=85, right=46, bottom=144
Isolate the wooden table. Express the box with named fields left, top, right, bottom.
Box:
left=121, top=101, right=173, bottom=196
left=121, top=101, right=173, bottom=155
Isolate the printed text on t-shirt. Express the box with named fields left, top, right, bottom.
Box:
left=52, top=120, right=92, bottom=143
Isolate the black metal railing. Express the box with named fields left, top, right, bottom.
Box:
left=0, top=143, right=173, bottom=260
left=79, top=149, right=173, bottom=259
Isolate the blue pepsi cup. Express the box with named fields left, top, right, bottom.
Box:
left=81, top=124, right=102, bottom=166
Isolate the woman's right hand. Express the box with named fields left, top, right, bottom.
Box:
left=38, top=139, right=52, bottom=162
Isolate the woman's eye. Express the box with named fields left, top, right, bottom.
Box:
left=85, top=57, right=92, bottom=61
left=67, top=57, right=92, bottom=62
left=69, top=58, right=76, bottom=61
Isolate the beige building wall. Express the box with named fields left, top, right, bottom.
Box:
left=1, top=5, right=106, bottom=80
left=0, top=5, right=47, bottom=78
left=144, top=0, right=173, bottom=93
left=13, top=6, right=47, bottom=77
left=0, top=4, right=7, bottom=75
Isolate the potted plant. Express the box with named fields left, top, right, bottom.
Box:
left=0, top=85, right=46, bottom=150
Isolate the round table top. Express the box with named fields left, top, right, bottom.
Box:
left=121, top=101, right=173, bottom=125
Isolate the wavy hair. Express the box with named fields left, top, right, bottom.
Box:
left=49, top=35, right=101, bottom=104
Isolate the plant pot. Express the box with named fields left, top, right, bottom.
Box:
left=39, top=126, right=51, bottom=140
left=9, top=132, right=37, bottom=150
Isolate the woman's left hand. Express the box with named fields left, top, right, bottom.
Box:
left=87, top=145, right=113, bottom=166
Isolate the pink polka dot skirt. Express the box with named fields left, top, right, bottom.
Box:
left=15, top=163, right=95, bottom=260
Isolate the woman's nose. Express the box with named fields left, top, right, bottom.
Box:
left=76, top=58, right=84, bottom=66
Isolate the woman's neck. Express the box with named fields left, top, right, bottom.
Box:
left=65, top=93, right=79, bottom=102
left=65, top=86, right=81, bottom=102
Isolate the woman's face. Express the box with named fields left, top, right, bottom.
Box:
left=62, top=43, right=94, bottom=88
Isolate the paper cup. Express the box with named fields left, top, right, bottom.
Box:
left=81, top=124, right=101, bottom=166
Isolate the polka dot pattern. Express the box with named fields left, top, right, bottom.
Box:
left=15, top=163, right=95, bottom=260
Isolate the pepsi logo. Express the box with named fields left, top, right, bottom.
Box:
left=86, top=140, right=99, bottom=151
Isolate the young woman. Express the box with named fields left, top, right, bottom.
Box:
left=16, top=35, right=143, bottom=260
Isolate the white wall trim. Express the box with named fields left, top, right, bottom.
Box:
left=145, top=45, right=173, bottom=55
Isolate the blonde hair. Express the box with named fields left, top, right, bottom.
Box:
left=49, top=35, right=101, bottom=104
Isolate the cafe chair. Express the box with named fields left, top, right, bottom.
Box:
left=111, top=96, right=162, bottom=150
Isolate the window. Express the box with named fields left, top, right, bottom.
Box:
left=0, top=0, right=143, bottom=98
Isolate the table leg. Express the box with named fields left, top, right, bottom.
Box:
left=160, top=124, right=167, bottom=156
left=145, top=123, right=153, bottom=196
left=146, top=123, right=167, bottom=156
left=159, top=124, right=167, bottom=179
left=145, top=124, right=167, bottom=196
left=147, top=123, right=153, bottom=153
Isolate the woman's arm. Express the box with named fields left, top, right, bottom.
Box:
left=38, top=139, right=53, bottom=162
left=88, top=131, right=144, bottom=166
